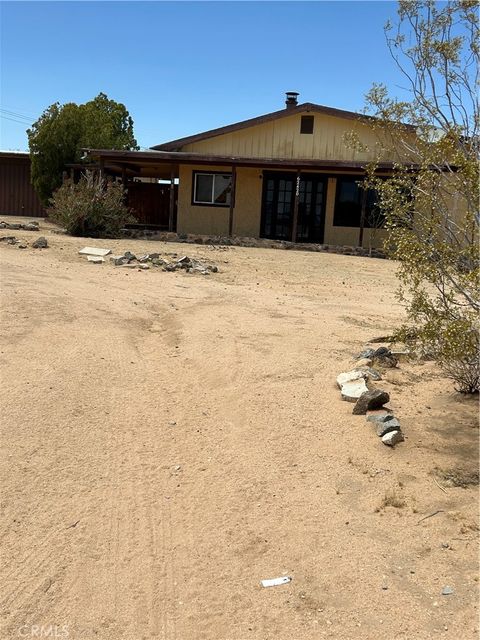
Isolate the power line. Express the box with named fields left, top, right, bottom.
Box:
left=0, top=114, right=31, bottom=126
left=0, top=108, right=34, bottom=122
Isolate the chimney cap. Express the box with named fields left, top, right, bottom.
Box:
left=285, top=91, right=299, bottom=109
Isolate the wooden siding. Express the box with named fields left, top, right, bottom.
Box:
left=0, top=154, right=45, bottom=217
left=182, top=112, right=388, bottom=163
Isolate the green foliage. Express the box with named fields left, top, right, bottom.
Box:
left=49, top=172, right=134, bottom=238
left=360, top=0, right=479, bottom=393
left=28, top=93, right=138, bottom=205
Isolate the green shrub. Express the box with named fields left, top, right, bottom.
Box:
left=49, top=172, right=134, bottom=238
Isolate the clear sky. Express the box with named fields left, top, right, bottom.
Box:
left=0, top=1, right=407, bottom=151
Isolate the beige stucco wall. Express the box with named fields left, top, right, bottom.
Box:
left=177, top=165, right=263, bottom=237
left=178, top=166, right=387, bottom=248
left=182, top=111, right=399, bottom=163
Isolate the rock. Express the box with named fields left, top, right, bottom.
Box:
left=18, top=244, right=27, bottom=249
left=341, top=378, right=369, bottom=402
left=375, top=354, right=399, bottom=368
left=148, top=253, right=160, bottom=259
left=355, top=348, right=375, bottom=360
left=356, top=366, right=382, bottom=381
left=123, top=251, right=136, bottom=262
left=113, top=256, right=128, bottom=266
left=373, top=347, right=391, bottom=358
left=355, top=357, right=373, bottom=368
left=366, top=410, right=395, bottom=423
left=441, top=586, right=454, bottom=596
left=119, top=263, right=139, bottom=269
left=151, top=258, right=166, bottom=266
left=137, top=264, right=150, bottom=270
left=353, top=389, right=390, bottom=415
left=376, top=417, right=401, bottom=437
left=79, top=246, right=111, bottom=257
left=24, top=223, right=39, bottom=231
left=381, top=430, right=405, bottom=447
left=138, top=255, right=150, bottom=263
left=87, top=256, right=104, bottom=263
left=32, top=236, right=48, bottom=248
left=337, top=370, right=366, bottom=388
left=372, top=347, right=399, bottom=368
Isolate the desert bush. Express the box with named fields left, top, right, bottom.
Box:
left=354, top=0, right=479, bottom=394
left=49, top=172, right=134, bottom=238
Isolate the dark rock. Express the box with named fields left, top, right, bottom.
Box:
left=376, top=417, right=401, bottom=437
left=374, top=347, right=391, bottom=358
left=123, top=251, right=136, bottom=262
left=353, top=389, right=390, bottom=415
left=32, top=236, right=48, bottom=248
left=18, top=244, right=27, bottom=249
left=24, top=223, right=39, bottom=231
left=375, top=354, right=399, bottom=368
left=355, top=348, right=376, bottom=360
left=366, top=411, right=394, bottom=424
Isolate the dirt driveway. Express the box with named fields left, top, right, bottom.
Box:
left=1, top=221, right=478, bottom=640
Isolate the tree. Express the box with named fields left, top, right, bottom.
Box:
left=28, top=93, right=138, bottom=205
left=361, top=0, right=479, bottom=392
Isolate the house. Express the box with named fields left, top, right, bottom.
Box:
left=0, top=151, right=45, bottom=217
left=85, top=93, right=404, bottom=247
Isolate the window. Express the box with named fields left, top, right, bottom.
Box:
left=193, top=172, right=232, bottom=206
left=333, top=176, right=386, bottom=228
left=300, top=115, right=314, bottom=134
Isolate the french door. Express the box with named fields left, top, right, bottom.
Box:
left=261, top=172, right=327, bottom=243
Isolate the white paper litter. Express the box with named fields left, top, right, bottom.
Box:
left=261, top=577, right=292, bottom=588
left=79, top=247, right=111, bottom=257
left=87, top=255, right=105, bottom=263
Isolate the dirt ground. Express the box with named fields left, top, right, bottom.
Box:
left=1, top=219, right=478, bottom=640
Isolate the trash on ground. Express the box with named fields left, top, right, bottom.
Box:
left=261, top=576, right=292, bottom=588
left=87, top=255, right=105, bottom=263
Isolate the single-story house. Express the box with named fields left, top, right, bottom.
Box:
left=84, top=93, right=411, bottom=247
left=0, top=151, right=45, bottom=217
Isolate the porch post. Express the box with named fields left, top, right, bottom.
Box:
left=168, top=166, right=175, bottom=232
left=291, top=169, right=301, bottom=243
left=98, top=157, right=105, bottom=180
left=228, top=165, right=237, bottom=237
left=358, top=187, right=368, bottom=247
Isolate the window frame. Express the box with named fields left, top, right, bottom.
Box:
left=333, top=175, right=386, bottom=229
left=191, top=171, right=232, bottom=207
left=300, top=115, right=314, bottom=135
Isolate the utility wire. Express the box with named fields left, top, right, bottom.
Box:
left=0, top=108, right=35, bottom=122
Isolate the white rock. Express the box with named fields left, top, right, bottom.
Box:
left=336, top=370, right=366, bottom=388
left=381, top=430, right=405, bottom=447
left=87, top=255, right=104, bottom=263
left=79, top=246, right=111, bottom=257
left=340, top=378, right=368, bottom=402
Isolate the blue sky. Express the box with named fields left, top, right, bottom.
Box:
left=0, top=1, right=406, bottom=151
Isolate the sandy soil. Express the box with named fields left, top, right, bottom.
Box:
left=1, top=219, right=478, bottom=640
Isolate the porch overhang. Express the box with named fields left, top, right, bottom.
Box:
left=82, top=148, right=411, bottom=175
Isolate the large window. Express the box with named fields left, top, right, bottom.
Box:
left=192, top=172, right=232, bottom=206
left=333, top=176, right=385, bottom=228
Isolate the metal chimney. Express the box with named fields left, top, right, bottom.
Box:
left=285, top=91, right=299, bottom=109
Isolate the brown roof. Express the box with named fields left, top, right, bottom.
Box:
left=151, top=102, right=374, bottom=152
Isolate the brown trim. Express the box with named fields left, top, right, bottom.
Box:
left=150, top=102, right=383, bottom=151
left=228, top=165, right=236, bottom=236
left=190, top=170, right=232, bottom=207
left=169, top=166, right=175, bottom=232
left=83, top=148, right=411, bottom=173
left=291, top=170, right=301, bottom=242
